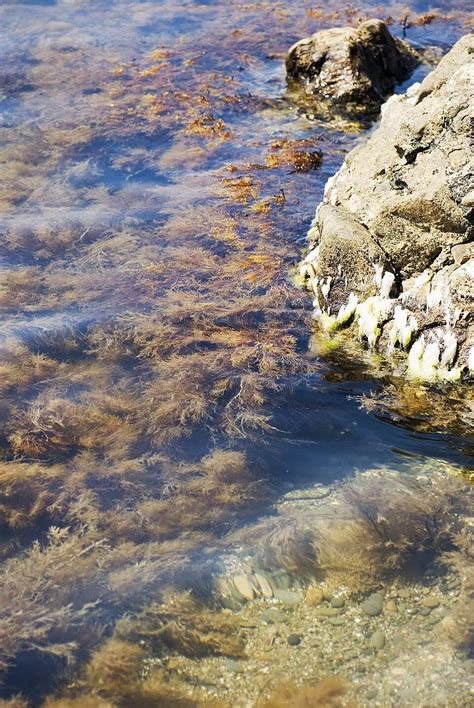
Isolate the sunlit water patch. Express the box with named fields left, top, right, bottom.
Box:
left=0, top=0, right=472, bottom=705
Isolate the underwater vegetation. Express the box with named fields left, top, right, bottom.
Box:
left=235, top=462, right=472, bottom=592
left=0, top=0, right=473, bottom=704
left=257, top=677, right=348, bottom=707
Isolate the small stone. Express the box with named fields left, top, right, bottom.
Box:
left=420, top=607, right=431, bottom=616
left=370, top=630, right=386, bottom=650
left=385, top=600, right=398, bottom=613
left=305, top=586, right=324, bottom=606
left=398, top=588, right=411, bottom=599
left=270, top=572, right=290, bottom=591
left=274, top=589, right=301, bottom=606
left=287, top=633, right=303, bottom=646
left=314, top=607, right=340, bottom=617
left=225, top=659, right=242, bottom=673
left=328, top=617, right=345, bottom=626
left=260, top=608, right=287, bottom=625
left=323, top=590, right=333, bottom=601
left=232, top=574, right=255, bottom=601
left=421, top=596, right=440, bottom=609
left=222, top=596, right=243, bottom=611
left=398, top=602, right=406, bottom=612
left=330, top=596, right=345, bottom=608
left=254, top=571, right=274, bottom=598
left=367, top=689, right=378, bottom=700
left=362, top=593, right=384, bottom=616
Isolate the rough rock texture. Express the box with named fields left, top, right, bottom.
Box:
left=300, top=35, right=474, bottom=381
left=286, top=19, right=420, bottom=110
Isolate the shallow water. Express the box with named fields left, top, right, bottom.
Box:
left=0, top=0, right=473, bottom=704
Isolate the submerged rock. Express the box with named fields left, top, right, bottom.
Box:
left=286, top=19, right=420, bottom=111
left=300, top=34, right=474, bottom=381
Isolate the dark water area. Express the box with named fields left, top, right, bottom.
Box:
left=0, top=0, right=472, bottom=704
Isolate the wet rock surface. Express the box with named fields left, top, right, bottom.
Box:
left=300, top=34, right=474, bottom=381
left=286, top=19, right=420, bottom=111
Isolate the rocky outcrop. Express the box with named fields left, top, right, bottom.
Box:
left=299, top=35, right=474, bottom=381
left=286, top=19, right=420, bottom=111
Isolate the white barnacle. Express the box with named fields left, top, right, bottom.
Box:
left=356, top=296, right=393, bottom=348
left=304, top=245, right=320, bottom=264
left=380, top=271, right=395, bottom=299
left=373, top=263, right=384, bottom=289
left=336, top=292, right=359, bottom=326
left=310, top=276, right=319, bottom=295
left=401, top=271, right=431, bottom=303
left=320, top=276, right=332, bottom=299
left=410, top=340, right=441, bottom=382
left=401, top=316, right=418, bottom=349
left=407, top=335, right=425, bottom=378
left=319, top=311, right=338, bottom=331
left=426, top=282, right=444, bottom=310
left=389, top=305, right=407, bottom=348
left=440, top=330, right=458, bottom=369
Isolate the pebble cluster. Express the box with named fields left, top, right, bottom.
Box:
left=162, top=565, right=473, bottom=706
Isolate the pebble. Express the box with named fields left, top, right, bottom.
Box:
left=274, top=589, right=301, bottom=606
left=328, top=617, right=345, bottom=626
left=314, top=607, right=340, bottom=617
left=420, top=607, right=431, bottom=616
left=232, top=574, right=255, bottom=601
left=385, top=599, right=398, bottom=613
left=370, top=630, right=386, bottom=650
left=270, top=572, right=290, bottom=591
left=287, top=633, right=302, bottom=646
left=421, top=596, right=440, bottom=609
left=260, top=608, right=287, bottom=625
left=305, top=586, right=324, bottom=606
left=366, top=689, right=378, bottom=700
left=362, top=593, right=384, bottom=616
left=330, top=596, right=345, bottom=608
left=225, top=659, right=242, bottom=673
left=222, top=596, right=243, bottom=611
left=254, top=571, right=273, bottom=598
left=398, top=588, right=411, bottom=599
left=323, top=590, right=333, bottom=601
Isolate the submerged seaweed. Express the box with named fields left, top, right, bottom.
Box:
left=0, top=0, right=472, bottom=704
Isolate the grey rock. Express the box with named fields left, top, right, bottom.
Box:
left=286, top=19, right=419, bottom=111
left=362, top=593, right=384, bottom=616
left=260, top=608, right=288, bottom=625
left=421, top=596, right=441, bottom=609
left=225, top=659, right=243, bottom=673
left=254, top=571, right=274, bottom=598
left=287, top=633, right=303, bottom=646
left=330, top=596, right=345, bottom=608
left=314, top=606, right=341, bottom=617
left=274, top=589, right=301, bottom=606
left=232, top=574, right=255, bottom=601
left=370, top=630, right=386, bottom=650
left=301, top=35, right=474, bottom=381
